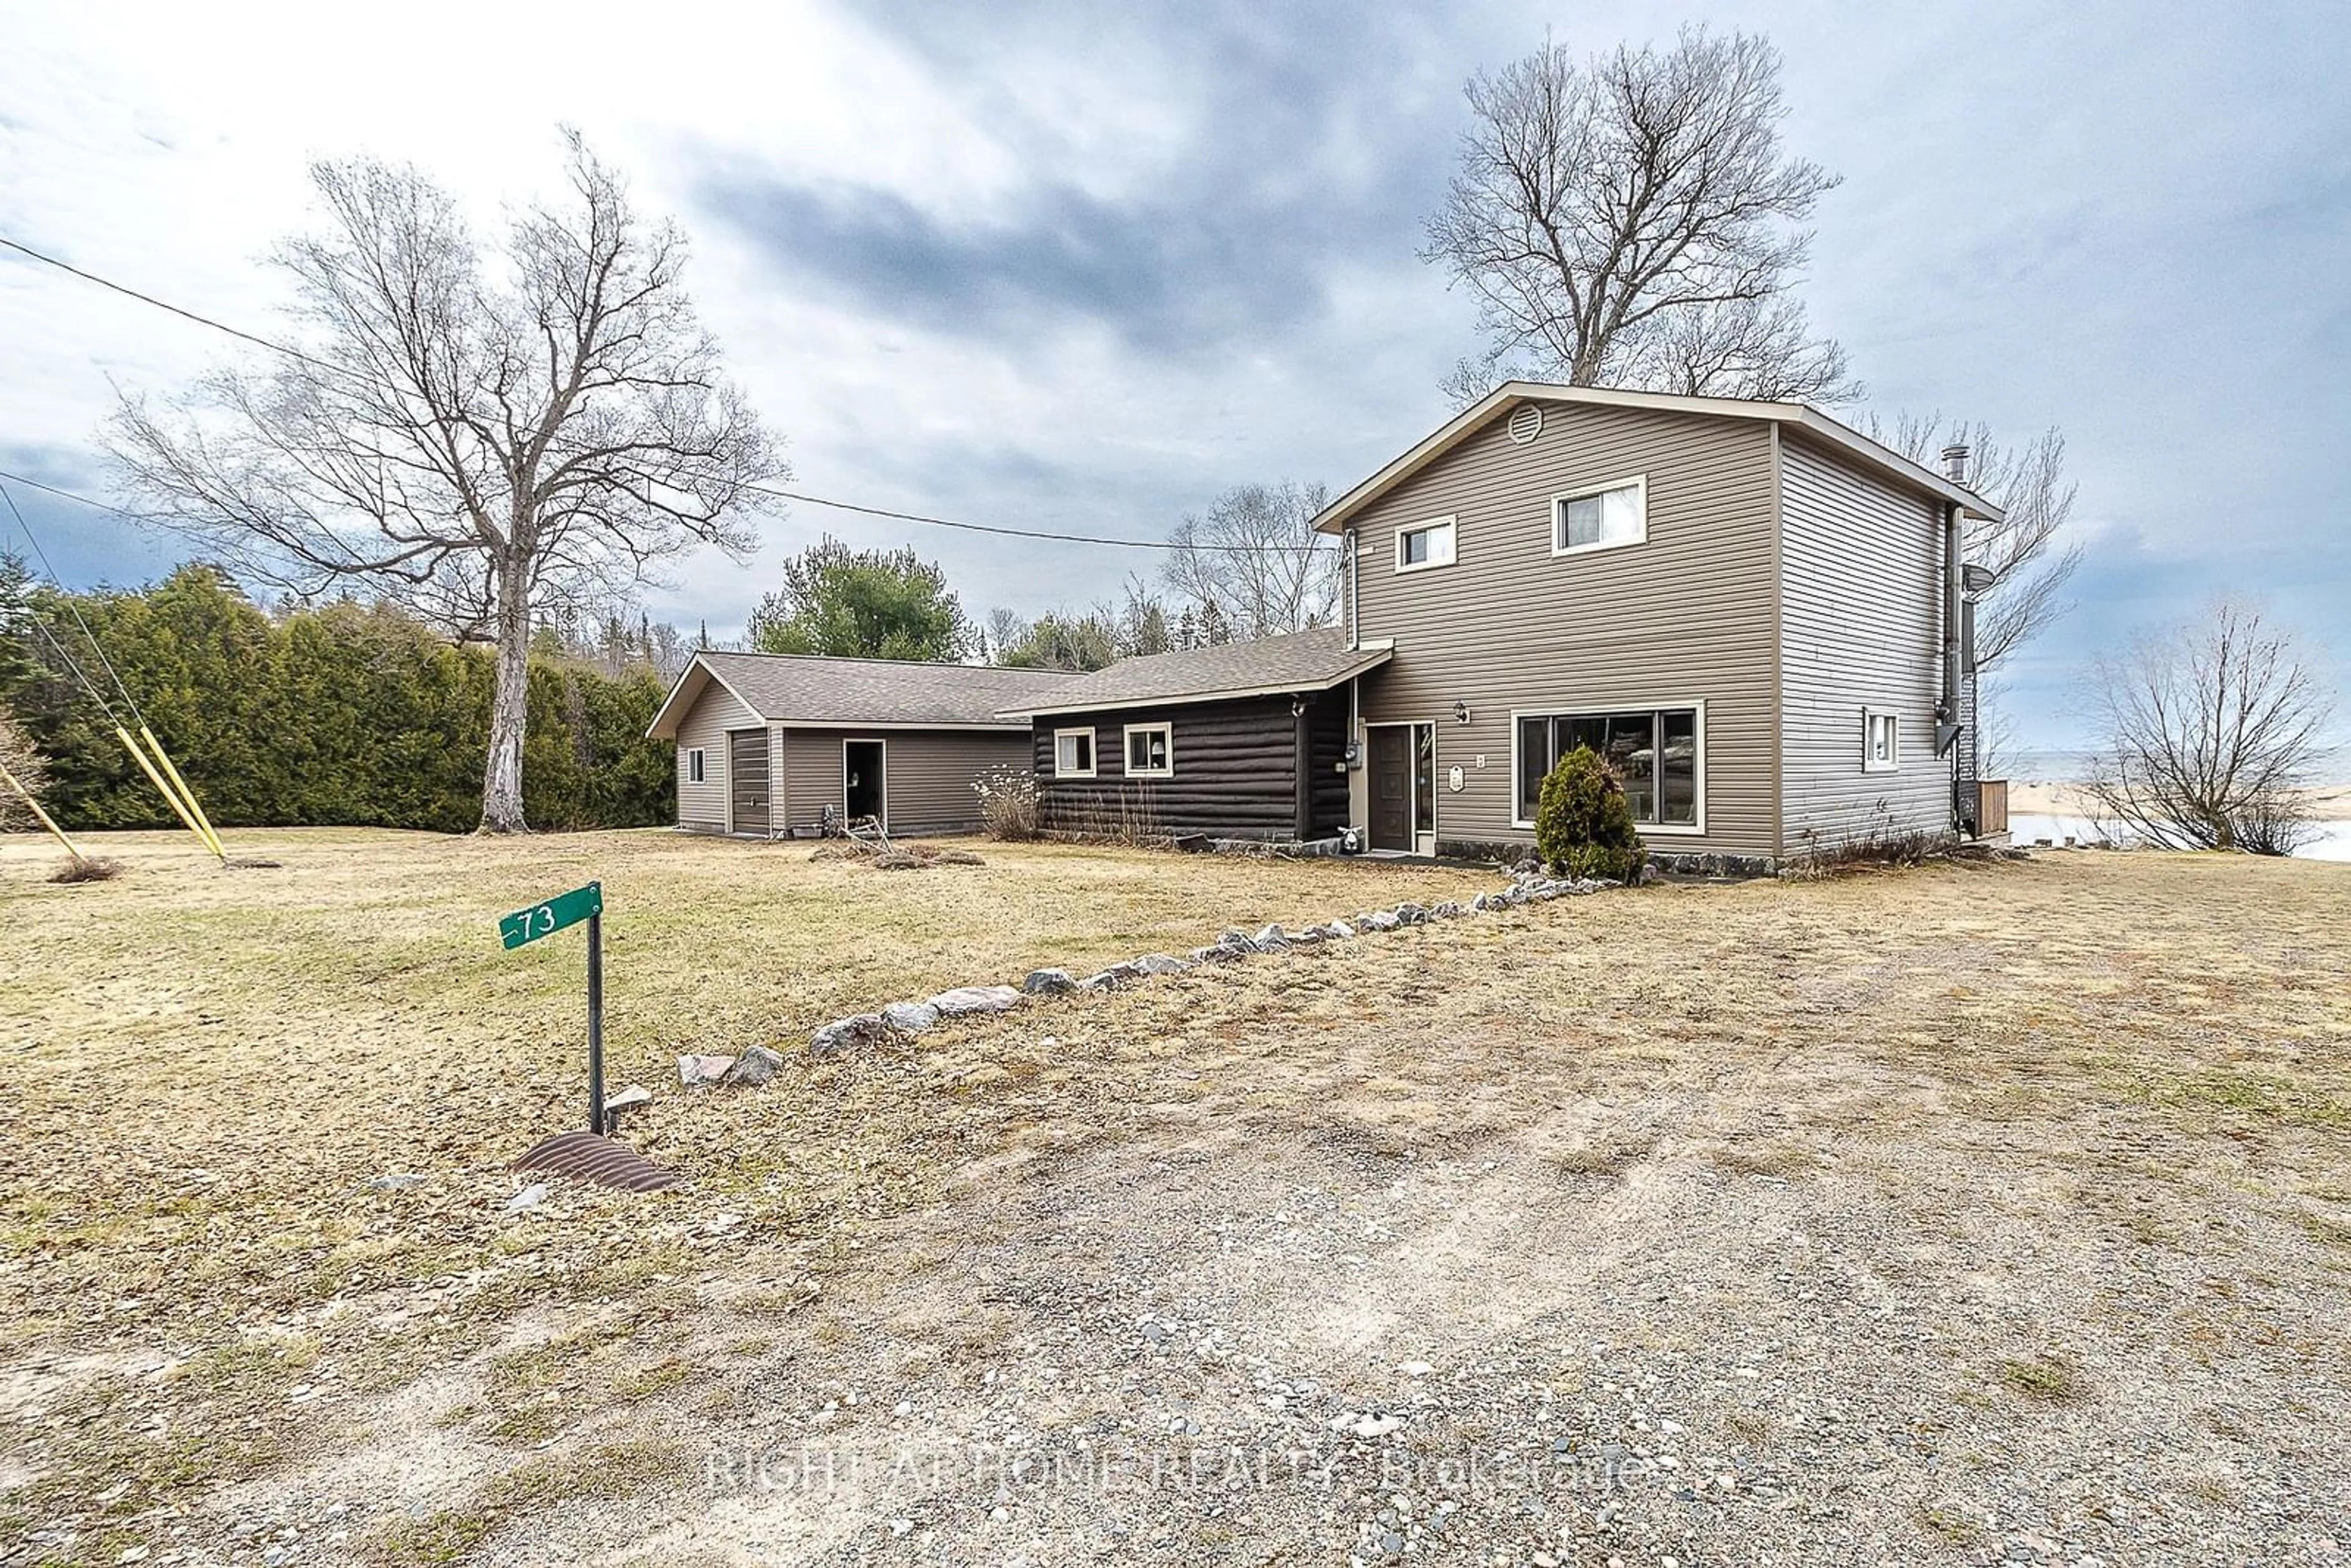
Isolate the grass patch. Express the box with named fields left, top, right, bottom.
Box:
left=1998, top=1354, right=2085, bottom=1403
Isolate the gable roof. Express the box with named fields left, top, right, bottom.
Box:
left=646, top=651, right=1082, bottom=740
left=1310, top=382, right=2006, bottom=536
left=996, top=627, right=1393, bottom=720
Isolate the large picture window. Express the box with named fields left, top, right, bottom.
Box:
left=1515, top=707, right=1700, bottom=830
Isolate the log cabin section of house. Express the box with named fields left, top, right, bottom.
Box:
left=647, top=652, right=1081, bottom=836
left=1316, top=384, right=2004, bottom=865
left=1000, top=629, right=1389, bottom=841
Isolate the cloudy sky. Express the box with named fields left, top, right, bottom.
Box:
left=2, top=0, right=2345, bottom=750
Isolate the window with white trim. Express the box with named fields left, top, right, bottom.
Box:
left=1514, top=708, right=1700, bottom=828
left=1553, top=478, right=1647, bottom=554
left=1864, top=710, right=1900, bottom=772
left=1054, top=727, right=1097, bottom=778
left=1124, top=722, right=1173, bottom=778
left=687, top=748, right=705, bottom=784
left=1394, top=517, right=1457, bottom=572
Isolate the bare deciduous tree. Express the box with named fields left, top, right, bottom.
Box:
left=107, top=129, right=782, bottom=831
left=1161, top=481, right=1339, bottom=642
left=1425, top=28, right=1853, bottom=407
left=1869, top=415, right=2082, bottom=671
left=2083, top=599, right=2336, bottom=855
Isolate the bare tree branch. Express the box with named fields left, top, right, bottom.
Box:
left=1160, top=482, right=1340, bottom=642
left=1424, top=28, right=1853, bottom=407
left=104, top=128, right=784, bottom=830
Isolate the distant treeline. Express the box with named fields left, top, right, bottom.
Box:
left=1, top=558, right=682, bottom=834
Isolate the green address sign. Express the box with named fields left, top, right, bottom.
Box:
left=498, top=882, right=603, bottom=950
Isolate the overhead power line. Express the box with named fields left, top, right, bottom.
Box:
left=1, top=234, right=1325, bottom=555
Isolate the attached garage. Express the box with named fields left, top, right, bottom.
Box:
left=646, top=652, right=1082, bottom=837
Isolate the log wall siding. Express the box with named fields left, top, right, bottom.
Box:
left=779, top=728, right=1030, bottom=835
left=671, top=678, right=763, bottom=833
left=1348, top=399, right=1782, bottom=858
left=1778, top=433, right=1954, bottom=852
left=1035, top=696, right=1348, bottom=839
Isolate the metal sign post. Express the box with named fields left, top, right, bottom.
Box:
left=498, top=880, right=607, bottom=1133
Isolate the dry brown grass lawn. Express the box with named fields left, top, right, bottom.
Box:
left=3, top=828, right=2348, bottom=1566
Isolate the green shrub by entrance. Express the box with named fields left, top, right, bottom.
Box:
left=1533, top=744, right=1648, bottom=882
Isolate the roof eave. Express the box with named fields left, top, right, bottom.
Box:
left=1310, top=381, right=2006, bottom=533
left=997, top=647, right=1395, bottom=721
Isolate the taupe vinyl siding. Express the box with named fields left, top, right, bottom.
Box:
left=1779, top=433, right=1951, bottom=851
left=672, top=678, right=763, bottom=833
left=1350, top=399, right=1780, bottom=857
left=781, top=728, right=1029, bottom=835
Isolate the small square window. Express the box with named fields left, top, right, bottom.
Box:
left=1554, top=478, right=1647, bottom=554
left=1394, top=517, right=1457, bottom=572
left=687, top=748, right=705, bottom=784
left=1864, top=710, right=1900, bottom=772
left=1125, top=722, right=1173, bottom=778
left=1054, top=727, right=1096, bottom=778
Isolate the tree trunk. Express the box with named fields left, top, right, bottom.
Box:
left=479, top=569, right=531, bottom=833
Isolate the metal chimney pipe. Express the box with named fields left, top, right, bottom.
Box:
left=1940, top=443, right=1970, bottom=483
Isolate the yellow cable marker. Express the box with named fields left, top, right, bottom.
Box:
left=140, top=726, right=225, bottom=860
left=0, top=759, right=89, bottom=866
left=115, top=725, right=223, bottom=863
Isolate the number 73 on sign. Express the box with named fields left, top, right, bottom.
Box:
left=499, top=882, right=603, bottom=950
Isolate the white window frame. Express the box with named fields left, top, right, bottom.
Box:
left=1507, top=700, right=1706, bottom=836
left=1392, top=516, right=1458, bottom=574
left=1551, top=476, right=1649, bottom=557
left=1053, top=726, right=1098, bottom=779
left=1863, top=708, right=1901, bottom=773
left=1123, top=721, right=1174, bottom=779
left=686, top=748, right=705, bottom=784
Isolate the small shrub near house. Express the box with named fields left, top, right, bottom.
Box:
left=972, top=765, right=1040, bottom=841
left=1534, top=744, right=1648, bottom=883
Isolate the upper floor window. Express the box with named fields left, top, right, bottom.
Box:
left=1393, top=516, right=1457, bottom=573
left=1864, top=710, right=1900, bottom=772
left=687, top=748, right=705, bottom=784
left=1125, top=722, right=1173, bottom=778
left=1054, top=727, right=1097, bottom=778
left=1554, top=477, right=1647, bottom=555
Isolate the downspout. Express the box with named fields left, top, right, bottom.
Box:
left=1344, top=526, right=1359, bottom=650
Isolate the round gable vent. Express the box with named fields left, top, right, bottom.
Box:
left=1507, top=403, right=1544, bottom=445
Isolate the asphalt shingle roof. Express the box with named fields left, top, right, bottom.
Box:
left=692, top=651, right=1081, bottom=727
left=996, top=627, right=1391, bottom=717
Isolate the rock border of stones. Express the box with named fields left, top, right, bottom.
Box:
left=798, top=865, right=1616, bottom=1059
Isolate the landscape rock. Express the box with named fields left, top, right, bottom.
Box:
left=927, top=985, right=1021, bottom=1017
left=1190, top=944, right=1246, bottom=964
left=721, top=1045, right=785, bottom=1087
left=1020, top=969, right=1079, bottom=997
left=602, top=1084, right=653, bottom=1117
left=678, top=1052, right=737, bottom=1087
left=1081, top=963, right=1146, bottom=990
left=1253, top=923, right=1288, bottom=950
left=503, top=1183, right=549, bottom=1215
left=1133, top=953, right=1193, bottom=975
left=882, top=1000, right=941, bottom=1033
left=1363, top=910, right=1400, bottom=932
left=1393, top=902, right=1427, bottom=924
left=1327, top=919, right=1355, bottom=939
left=1288, top=925, right=1325, bottom=944
left=809, top=1014, right=890, bottom=1057
left=1217, top=929, right=1253, bottom=948
left=1430, top=901, right=1464, bottom=918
